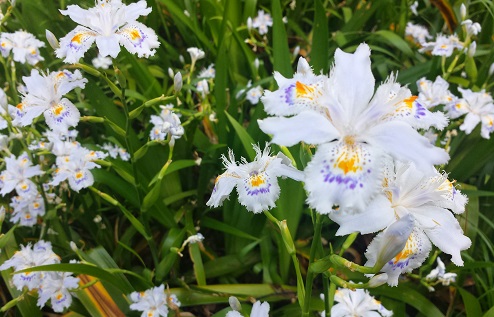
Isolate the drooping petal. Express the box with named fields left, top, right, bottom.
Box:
left=330, top=194, right=396, bottom=235
left=60, top=5, right=92, bottom=29
left=117, top=22, right=159, bottom=58
left=206, top=173, right=239, bottom=208
left=258, top=111, right=338, bottom=147
left=304, top=140, right=382, bottom=214
left=95, top=35, right=121, bottom=58
left=367, top=120, right=449, bottom=174
left=410, top=205, right=471, bottom=266
left=44, top=98, right=81, bottom=133
left=56, top=26, right=97, bottom=63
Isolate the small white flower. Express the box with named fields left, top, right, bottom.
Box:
left=426, top=257, right=457, bottom=286
left=37, top=271, right=79, bottom=312
left=92, top=54, right=113, bottom=69
left=226, top=300, right=270, bottom=317
left=101, top=143, right=130, bottom=161
left=206, top=144, right=303, bottom=213
left=420, top=34, right=463, bottom=57
left=252, top=10, right=273, bottom=35
left=416, top=76, right=456, bottom=109
left=329, top=288, right=393, bottom=317
left=0, top=152, right=44, bottom=197
left=149, top=105, right=184, bottom=142
left=0, top=30, right=45, bottom=65
left=405, top=23, right=431, bottom=44
left=445, top=88, right=494, bottom=139
left=198, top=64, right=215, bottom=79
left=462, top=19, right=481, bottom=36
left=246, top=86, right=263, bottom=105
left=187, top=47, right=205, bottom=64
left=129, top=284, right=169, bottom=317
left=56, top=0, right=160, bottom=63
left=10, top=193, right=46, bottom=226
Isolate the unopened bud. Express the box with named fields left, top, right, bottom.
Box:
left=0, top=206, right=5, bottom=223
left=70, top=241, right=78, bottom=252
left=114, top=67, right=127, bottom=89
left=293, top=45, right=300, bottom=57
left=460, top=4, right=467, bottom=20
left=254, top=58, right=260, bottom=70
left=373, top=214, right=414, bottom=271
left=368, top=273, right=388, bottom=287
left=229, top=296, right=242, bottom=311
left=174, top=72, right=183, bottom=93
left=489, top=63, right=494, bottom=76
left=468, top=41, right=476, bottom=57
left=45, top=29, right=59, bottom=50
left=168, top=67, right=174, bottom=78
left=179, top=55, right=185, bottom=64
left=247, top=17, right=253, bottom=32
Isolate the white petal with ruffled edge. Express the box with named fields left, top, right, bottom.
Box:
left=206, top=172, right=239, bottom=208
left=304, top=140, right=382, bottom=214
left=44, top=99, right=81, bottom=133
left=117, top=22, right=159, bottom=58
left=410, top=205, right=471, bottom=266
left=56, top=26, right=97, bottom=64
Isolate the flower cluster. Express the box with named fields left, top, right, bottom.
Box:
left=0, top=30, right=45, bottom=65
left=149, top=105, right=184, bottom=145
left=0, top=241, right=79, bottom=312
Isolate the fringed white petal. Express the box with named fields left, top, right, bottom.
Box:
left=117, top=22, right=160, bottom=58
left=95, top=35, right=121, bottom=58
left=410, top=205, right=471, bottom=266
left=44, top=99, right=81, bottom=133
left=304, top=141, right=382, bottom=214
left=56, top=26, right=97, bottom=64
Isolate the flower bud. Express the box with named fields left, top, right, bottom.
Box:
left=174, top=72, right=183, bottom=93
left=45, top=29, right=59, bottom=50
left=168, top=67, right=174, bottom=78
left=293, top=45, right=300, bottom=57
left=368, top=273, right=388, bottom=287
left=489, top=63, right=494, bottom=76
left=247, top=17, right=253, bottom=32
left=373, top=214, right=414, bottom=271
left=0, top=206, right=5, bottom=223
left=70, top=241, right=78, bottom=252
left=229, top=296, right=242, bottom=311
left=253, top=58, right=260, bottom=70
left=460, top=4, right=466, bottom=20
left=468, top=41, right=476, bottom=57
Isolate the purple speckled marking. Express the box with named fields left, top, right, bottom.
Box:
left=414, top=100, right=426, bottom=119
left=320, top=162, right=365, bottom=190
left=284, top=84, right=296, bottom=105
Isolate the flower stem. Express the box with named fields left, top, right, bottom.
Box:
left=302, top=212, right=323, bottom=316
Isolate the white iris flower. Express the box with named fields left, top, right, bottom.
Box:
left=328, top=288, right=393, bottom=317
left=56, top=0, right=160, bottom=63
left=9, top=69, right=87, bottom=133
left=207, top=145, right=304, bottom=213
left=259, top=43, right=449, bottom=214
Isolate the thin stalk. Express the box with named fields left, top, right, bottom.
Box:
left=302, top=213, right=323, bottom=317
left=323, top=272, right=330, bottom=317
left=328, top=280, right=337, bottom=315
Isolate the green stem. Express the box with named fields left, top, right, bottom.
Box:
left=323, top=270, right=330, bottom=317
left=302, top=213, right=323, bottom=316
left=328, top=279, right=337, bottom=315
